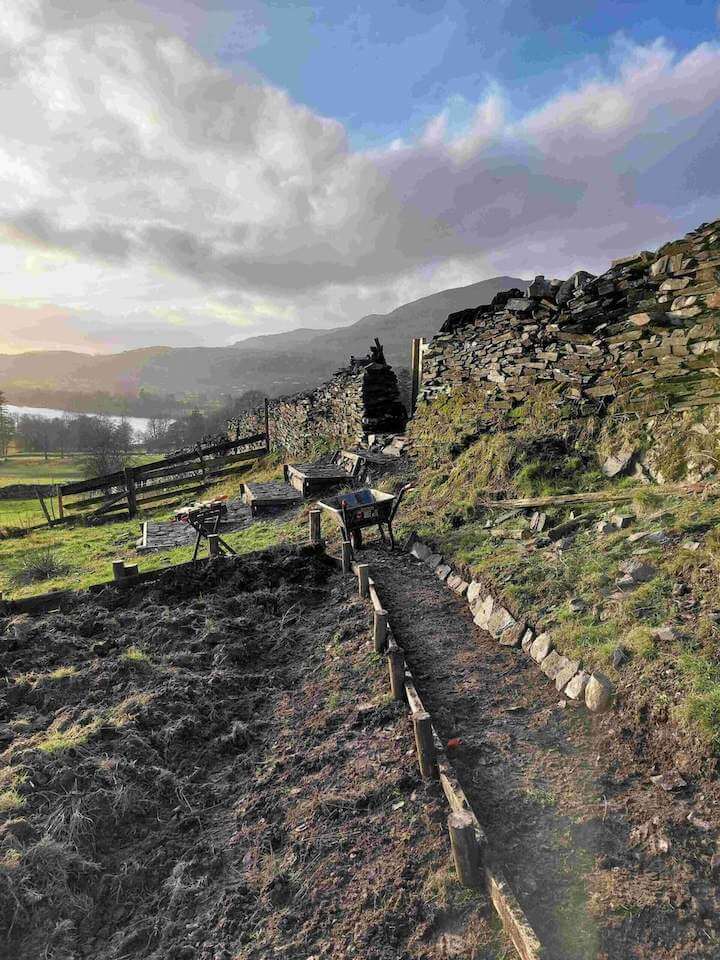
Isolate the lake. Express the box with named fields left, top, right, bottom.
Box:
left=5, top=404, right=152, bottom=435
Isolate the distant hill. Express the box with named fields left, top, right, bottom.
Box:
left=0, top=276, right=526, bottom=412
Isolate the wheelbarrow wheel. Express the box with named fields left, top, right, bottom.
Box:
left=350, top=528, right=363, bottom=551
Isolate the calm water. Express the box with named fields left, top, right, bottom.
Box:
left=5, top=404, right=151, bottom=435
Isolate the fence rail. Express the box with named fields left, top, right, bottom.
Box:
left=55, top=430, right=269, bottom=523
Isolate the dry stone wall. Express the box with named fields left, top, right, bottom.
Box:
left=419, top=218, right=720, bottom=417
left=232, top=353, right=406, bottom=458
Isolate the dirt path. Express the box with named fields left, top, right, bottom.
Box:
left=366, top=547, right=720, bottom=960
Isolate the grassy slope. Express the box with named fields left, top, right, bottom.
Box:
left=395, top=386, right=720, bottom=746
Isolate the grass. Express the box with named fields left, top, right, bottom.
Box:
left=0, top=451, right=306, bottom=600
left=122, top=646, right=150, bottom=664
left=8, top=547, right=71, bottom=586
left=0, top=454, right=86, bottom=485
left=396, top=385, right=720, bottom=745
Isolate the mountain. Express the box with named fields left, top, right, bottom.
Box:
left=0, top=276, right=526, bottom=411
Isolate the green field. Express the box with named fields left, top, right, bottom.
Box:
left=0, top=455, right=86, bottom=486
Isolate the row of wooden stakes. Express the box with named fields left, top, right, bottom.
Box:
left=307, top=507, right=544, bottom=960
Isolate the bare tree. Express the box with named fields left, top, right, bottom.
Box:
left=80, top=418, right=130, bottom=478
left=0, top=392, right=14, bottom=458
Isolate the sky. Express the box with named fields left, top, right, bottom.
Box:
left=0, top=0, right=719, bottom=355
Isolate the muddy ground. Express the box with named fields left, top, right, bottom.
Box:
left=366, top=546, right=720, bottom=960
left=0, top=546, right=507, bottom=960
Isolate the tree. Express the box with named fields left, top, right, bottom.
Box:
left=0, top=392, right=15, bottom=458
left=80, top=417, right=129, bottom=479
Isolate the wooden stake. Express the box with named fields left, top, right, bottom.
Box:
left=124, top=563, right=139, bottom=578
left=309, top=509, right=321, bottom=544
left=35, top=487, right=51, bottom=525
left=357, top=563, right=369, bottom=598
left=112, top=560, right=126, bottom=581
left=387, top=640, right=405, bottom=701
left=448, top=811, right=481, bottom=887
left=207, top=534, right=220, bottom=557
left=373, top=608, right=388, bottom=652
left=56, top=485, right=64, bottom=521
left=412, top=710, right=438, bottom=779
left=341, top=540, right=352, bottom=574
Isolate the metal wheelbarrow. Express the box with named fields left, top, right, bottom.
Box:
left=316, top=483, right=412, bottom=552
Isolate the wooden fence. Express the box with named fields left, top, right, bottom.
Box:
left=54, top=430, right=269, bottom=523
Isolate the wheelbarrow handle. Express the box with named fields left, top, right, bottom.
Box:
left=389, top=483, right=414, bottom=522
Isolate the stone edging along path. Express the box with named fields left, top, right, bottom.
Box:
left=405, top=532, right=616, bottom=716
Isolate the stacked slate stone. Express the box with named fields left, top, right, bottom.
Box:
left=228, top=346, right=407, bottom=458
left=419, top=218, right=720, bottom=417
left=362, top=360, right=407, bottom=435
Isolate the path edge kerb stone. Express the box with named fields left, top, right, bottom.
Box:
left=407, top=534, right=615, bottom=715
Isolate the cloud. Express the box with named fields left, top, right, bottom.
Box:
left=0, top=1, right=719, bottom=353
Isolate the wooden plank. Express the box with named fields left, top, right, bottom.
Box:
left=135, top=461, right=203, bottom=483
left=486, top=866, right=545, bottom=960
left=134, top=483, right=207, bottom=509
left=60, top=470, right=126, bottom=496
left=481, top=481, right=717, bottom=511
left=63, top=488, right=127, bottom=511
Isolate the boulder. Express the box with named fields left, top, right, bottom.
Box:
left=411, top=541, right=431, bottom=561
left=486, top=605, right=517, bottom=639
left=530, top=633, right=553, bottom=663
left=499, top=620, right=527, bottom=648
left=601, top=443, right=637, bottom=478
left=435, top=564, right=451, bottom=581
left=618, top=559, right=657, bottom=583
left=585, top=672, right=614, bottom=713
left=564, top=670, right=589, bottom=700
left=555, top=660, right=581, bottom=692
left=425, top=553, right=443, bottom=570
left=521, top=628, right=535, bottom=653
left=473, top=595, right=494, bottom=630
left=540, top=650, right=565, bottom=680
left=466, top=581, right=482, bottom=606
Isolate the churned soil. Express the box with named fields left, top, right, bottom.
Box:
left=0, top=546, right=504, bottom=960
left=366, top=546, right=720, bottom=960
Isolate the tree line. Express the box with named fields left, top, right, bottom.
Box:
left=0, top=389, right=268, bottom=478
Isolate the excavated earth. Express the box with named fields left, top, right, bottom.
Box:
left=366, top=546, right=720, bottom=960
left=0, top=547, right=505, bottom=960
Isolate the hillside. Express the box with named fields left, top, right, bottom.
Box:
left=0, top=276, right=525, bottom=411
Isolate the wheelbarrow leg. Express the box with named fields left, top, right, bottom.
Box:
left=388, top=521, right=396, bottom=551
left=377, top=523, right=387, bottom=544
left=350, top=528, right=363, bottom=551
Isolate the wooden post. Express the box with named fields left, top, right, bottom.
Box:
left=412, top=711, right=438, bottom=779
left=124, top=562, right=139, bottom=578
left=309, top=509, right=321, bottom=544
left=35, top=487, right=51, bottom=525
left=207, top=534, right=220, bottom=557
left=387, top=640, right=405, bottom=701
left=341, top=540, right=352, bottom=575
left=112, top=560, right=126, bottom=581
left=448, top=811, right=481, bottom=887
left=124, top=466, right=137, bottom=519
left=410, top=337, right=425, bottom=415
left=373, top=609, right=388, bottom=652
left=357, top=563, right=369, bottom=599
left=264, top=398, right=270, bottom=452
left=56, top=485, right=64, bottom=521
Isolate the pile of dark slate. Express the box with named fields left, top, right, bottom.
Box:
left=419, top=218, right=720, bottom=416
